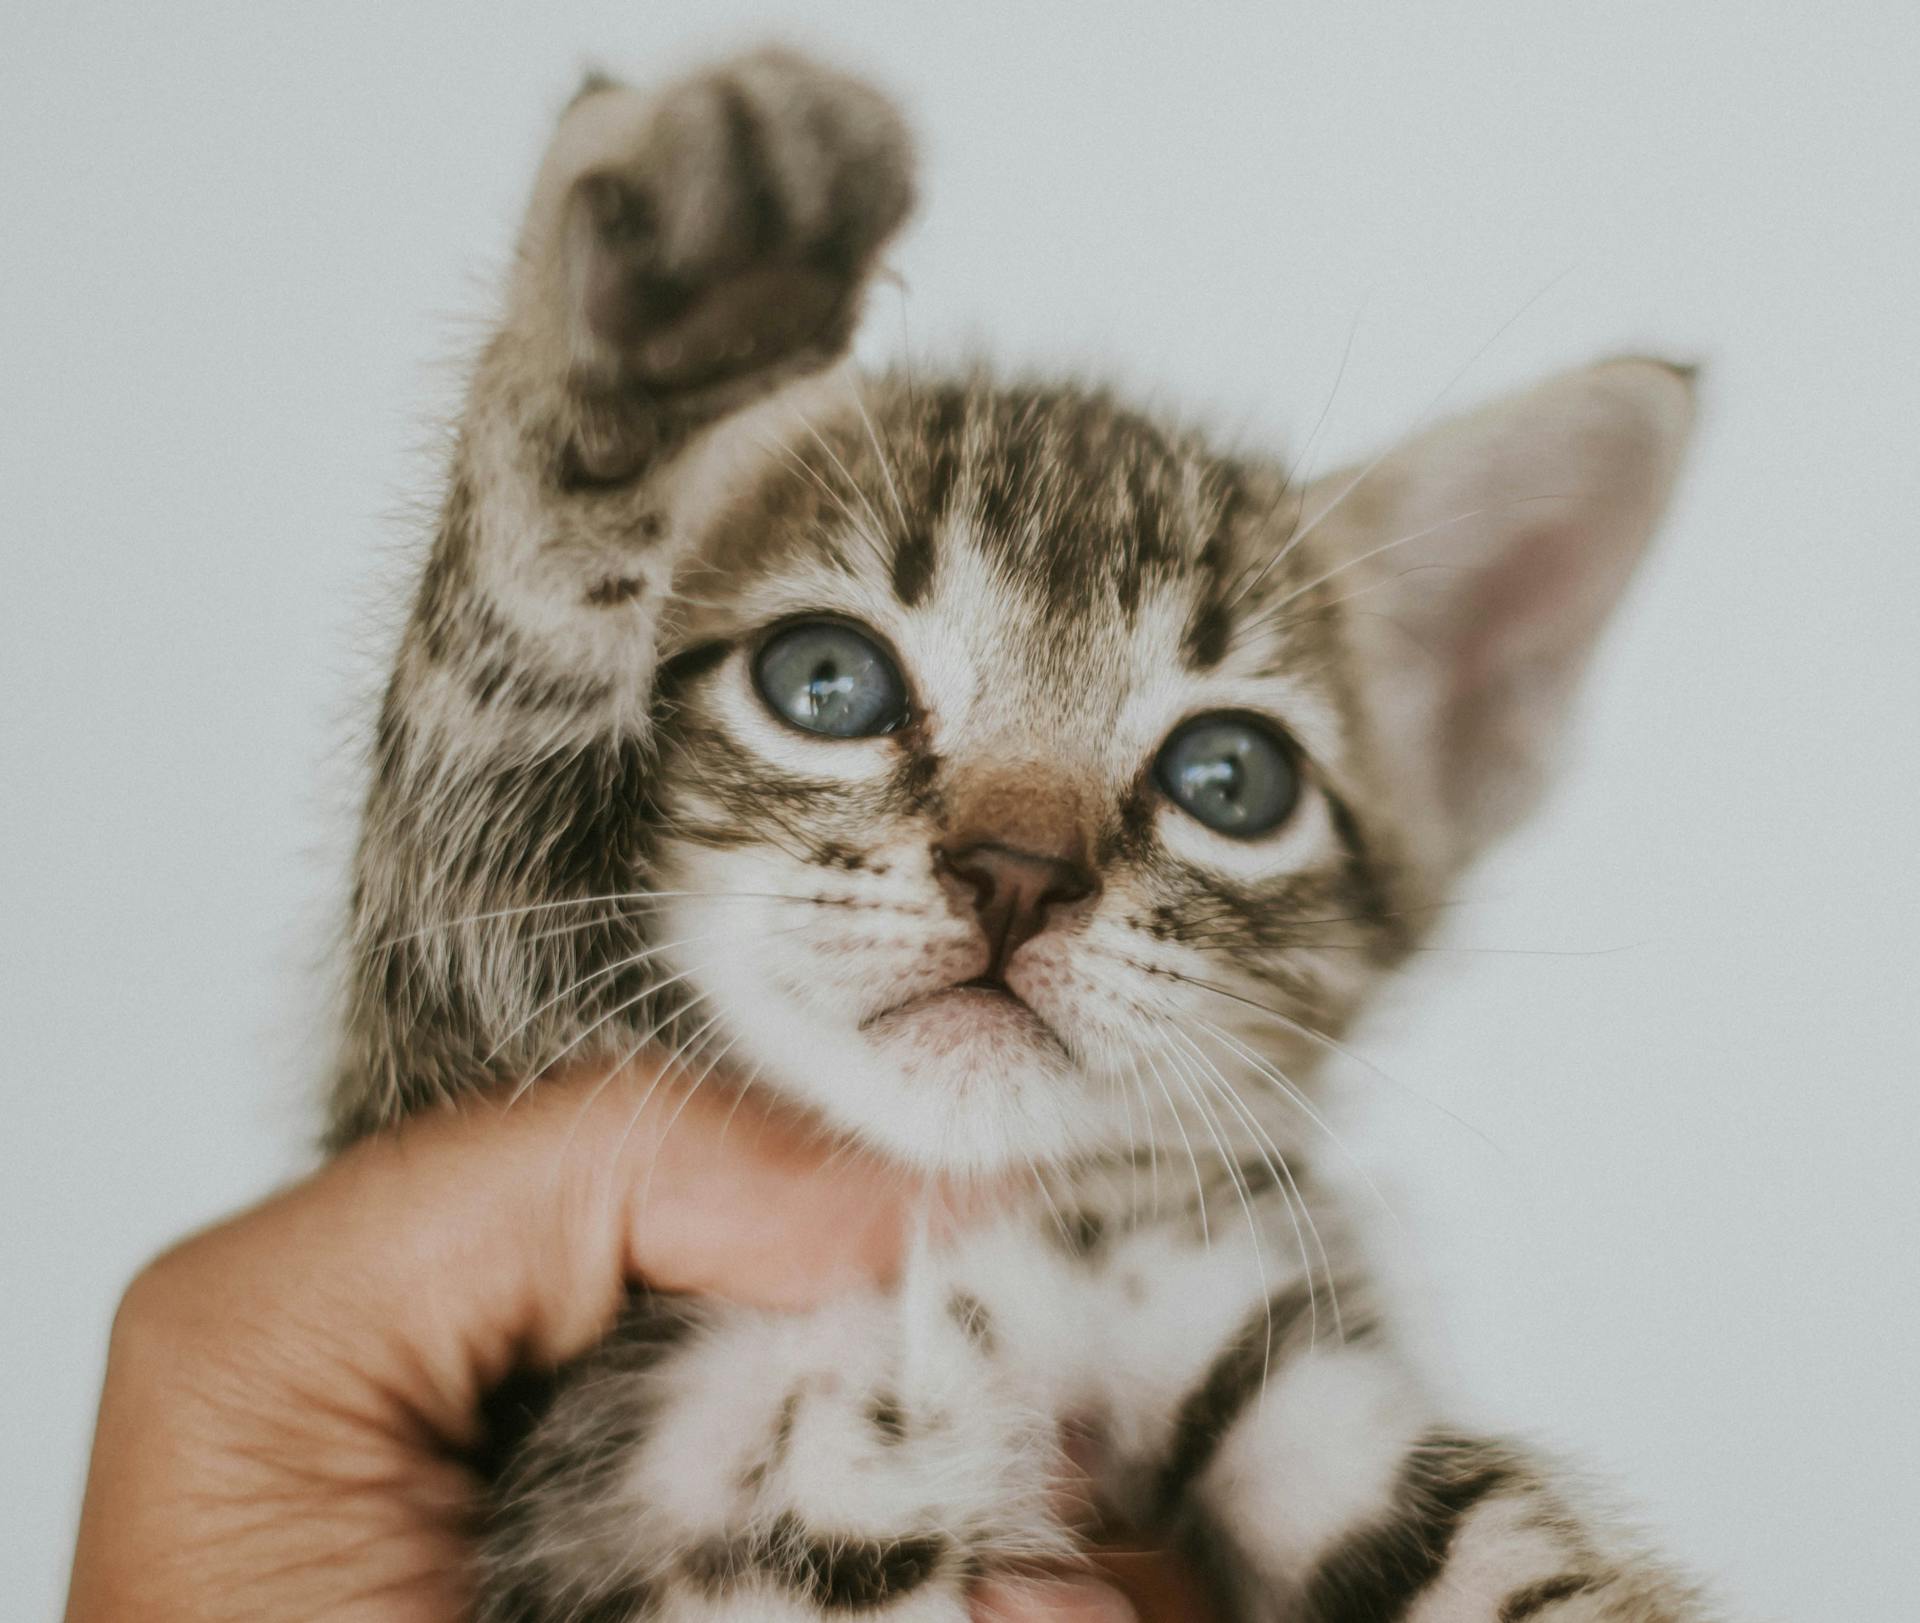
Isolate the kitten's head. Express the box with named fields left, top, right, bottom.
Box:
left=647, top=360, right=1694, bottom=1172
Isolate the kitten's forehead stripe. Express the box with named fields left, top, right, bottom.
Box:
left=774, top=377, right=1264, bottom=624
left=956, top=383, right=1195, bottom=616
left=1181, top=466, right=1247, bottom=670
left=733, top=375, right=1349, bottom=705
left=889, top=522, right=935, bottom=605
left=888, top=384, right=965, bottom=606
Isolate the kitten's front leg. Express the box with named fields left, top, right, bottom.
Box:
left=1135, top=1310, right=1717, bottom=1621
left=422, top=48, right=914, bottom=742
left=479, top=1289, right=1063, bottom=1623
left=1062, top=1177, right=1716, bottom=1623
left=334, top=52, right=912, bottom=1141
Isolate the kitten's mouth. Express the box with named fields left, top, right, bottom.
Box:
left=862, top=975, right=1065, bottom=1052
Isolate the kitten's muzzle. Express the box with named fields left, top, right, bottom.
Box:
left=933, top=840, right=1098, bottom=978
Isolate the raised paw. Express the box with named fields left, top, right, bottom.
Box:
left=529, top=49, right=914, bottom=415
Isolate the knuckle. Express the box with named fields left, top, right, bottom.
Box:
left=110, top=1244, right=201, bottom=1351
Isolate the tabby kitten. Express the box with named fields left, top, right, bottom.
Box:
left=333, top=47, right=1718, bottom=1623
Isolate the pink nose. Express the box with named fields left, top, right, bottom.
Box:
left=934, top=841, right=1098, bottom=973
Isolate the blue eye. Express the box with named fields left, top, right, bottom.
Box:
left=1155, top=714, right=1300, bottom=837
left=753, top=620, right=908, bottom=738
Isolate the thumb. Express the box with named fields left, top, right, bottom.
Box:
left=127, top=1061, right=935, bottom=1448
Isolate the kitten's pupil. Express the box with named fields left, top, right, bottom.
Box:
left=805, top=658, right=850, bottom=722
left=1188, top=753, right=1244, bottom=803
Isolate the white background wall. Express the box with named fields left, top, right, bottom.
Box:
left=4, top=3, right=1916, bottom=1617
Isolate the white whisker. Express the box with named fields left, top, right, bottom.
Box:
left=1179, top=970, right=1502, bottom=1160
left=1226, top=293, right=1371, bottom=608
left=1232, top=261, right=1578, bottom=606
left=484, top=926, right=745, bottom=1070
left=1172, top=1019, right=1344, bottom=1347
left=1139, top=1045, right=1211, bottom=1248
left=845, top=374, right=912, bottom=536
left=1188, top=1005, right=1404, bottom=1237
left=1156, top=1028, right=1278, bottom=1378
left=1237, top=495, right=1569, bottom=645
left=373, top=889, right=809, bottom=949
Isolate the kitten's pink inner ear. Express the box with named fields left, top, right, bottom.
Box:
left=1449, top=497, right=1630, bottom=711
left=1305, top=358, right=1698, bottom=871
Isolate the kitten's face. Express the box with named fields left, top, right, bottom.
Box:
left=632, top=354, right=1694, bottom=1172
left=646, top=382, right=1409, bottom=1171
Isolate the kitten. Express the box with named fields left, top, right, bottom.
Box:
left=332, top=48, right=1719, bottom=1623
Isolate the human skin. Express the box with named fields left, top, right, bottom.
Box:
left=64, top=1061, right=1196, bottom=1622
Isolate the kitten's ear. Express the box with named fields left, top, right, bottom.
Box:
left=1302, top=357, right=1697, bottom=873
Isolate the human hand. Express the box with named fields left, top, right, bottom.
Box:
left=64, top=1063, right=1177, bottom=1622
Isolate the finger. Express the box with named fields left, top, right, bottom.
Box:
left=1082, top=1548, right=1216, bottom=1623
left=972, top=1575, right=1139, bottom=1623
left=127, top=1058, right=941, bottom=1447
left=549, top=1061, right=932, bottom=1305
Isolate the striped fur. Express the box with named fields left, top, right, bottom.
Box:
left=328, top=47, right=1719, bottom=1623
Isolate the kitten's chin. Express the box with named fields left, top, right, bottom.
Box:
left=713, top=985, right=1098, bottom=1176
left=862, top=982, right=1065, bottom=1056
